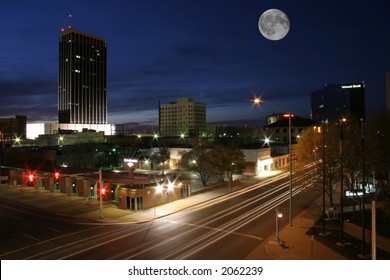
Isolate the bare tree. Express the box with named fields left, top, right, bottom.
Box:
left=296, top=123, right=340, bottom=207
left=151, top=146, right=170, bottom=175
left=207, top=145, right=246, bottom=182
left=179, top=147, right=214, bottom=187
left=366, top=110, right=390, bottom=221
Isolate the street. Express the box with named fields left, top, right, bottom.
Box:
left=0, top=164, right=321, bottom=259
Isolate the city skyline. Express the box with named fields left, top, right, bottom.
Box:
left=0, top=0, right=389, bottom=129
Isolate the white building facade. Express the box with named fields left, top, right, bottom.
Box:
left=159, top=98, right=206, bottom=137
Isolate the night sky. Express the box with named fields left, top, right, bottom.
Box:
left=1, top=0, right=389, bottom=129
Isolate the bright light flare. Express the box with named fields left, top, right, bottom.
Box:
left=168, top=182, right=174, bottom=191
left=156, top=184, right=163, bottom=193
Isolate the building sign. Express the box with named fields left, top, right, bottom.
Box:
left=124, top=158, right=138, bottom=169
left=341, top=84, right=362, bottom=89
left=124, top=158, right=138, bottom=163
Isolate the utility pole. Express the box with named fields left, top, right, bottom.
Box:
left=288, top=114, right=293, bottom=227
left=99, top=169, right=104, bottom=219
left=361, top=118, right=365, bottom=256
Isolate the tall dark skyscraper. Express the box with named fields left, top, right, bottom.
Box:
left=311, top=82, right=366, bottom=123
left=58, top=27, right=107, bottom=124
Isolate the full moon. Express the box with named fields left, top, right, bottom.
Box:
left=258, top=9, right=290, bottom=41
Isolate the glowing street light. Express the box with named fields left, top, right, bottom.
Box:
left=167, top=182, right=175, bottom=202
left=58, top=135, right=64, bottom=146
left=13, top=136, right=21, bottom=147
left=252, top=96, right=294, bottom=226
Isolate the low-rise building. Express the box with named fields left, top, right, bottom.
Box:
left=263, top=116, right=318, bottom=143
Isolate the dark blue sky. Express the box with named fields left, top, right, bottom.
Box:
left=1, top=0, right=389, bottom=128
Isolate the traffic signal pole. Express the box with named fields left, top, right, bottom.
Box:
left=99, top=169, right=104, bottom=219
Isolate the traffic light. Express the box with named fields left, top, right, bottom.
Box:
left=27, top=174, right=34, bottom=186
left=54, top=172, right=60, bottom=183
left=72, top=181, right=76, bottom=193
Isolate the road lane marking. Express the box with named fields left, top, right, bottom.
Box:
left=162, top=219, right=263, bottom=240
left=47, top=227, right=62, bottom=233
left=11, top=215, right=24, bottom=221
left=23, top=234, right=39, bottom=241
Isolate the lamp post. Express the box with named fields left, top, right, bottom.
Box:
left=322, top=121, right=326, bottom=235
left=285, top=113, right=293, bottom=227
left=275, top=207, right=283, bottom=242
left=253, top=97, right=294, bottom=226
left=360, top=118, right=366, bottom=256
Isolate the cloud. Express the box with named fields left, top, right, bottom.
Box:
left=0, top=77, right=57, bottom=121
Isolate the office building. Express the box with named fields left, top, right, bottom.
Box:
left=159, top=98, right=206, bottom=137
left=58, top=27, right=107, bottom=124
left=311, top=82, right=365, bottom=122
left=0, top=115, right=26, bottom=142
left=263, top=115, right=318, bottom=144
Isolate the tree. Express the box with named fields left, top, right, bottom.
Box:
left=56, top=143, right=101, bottom=169
left=179, top=147, right=214, bottom=187
left=341, top=115, right=364, bottom=221
left=296, top=125, right=322, bottom=164
left=207, top=145, right=246, bottom=182
left=151, top=146, right=171, bottom=174
left=296, top=123, right=340, bottom=208
left=366, top=110, right=390, bottom=221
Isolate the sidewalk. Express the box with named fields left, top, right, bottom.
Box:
left=245, top=197, right=347, bottom=260
left=0, top=180, right=346, bottom=260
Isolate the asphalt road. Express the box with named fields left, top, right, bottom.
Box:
left=0, top=164, right=321, bottom=260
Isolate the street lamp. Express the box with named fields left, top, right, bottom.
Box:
left=253, top=97, right=294, bottom=226
left=284, top=113, right=293, bottom=227
left=13, top=136, right=21, bottom=147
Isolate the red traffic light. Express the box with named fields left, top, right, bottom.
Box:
left=27, top=174, right=34, bottom=186
left=55, top=172, right=60, bottom=178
